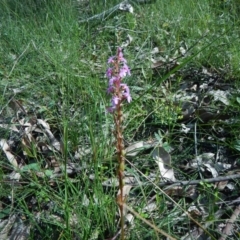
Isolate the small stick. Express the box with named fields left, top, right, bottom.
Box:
left=219, top=205, right=240, bottom=240
left=159, top=173, right=240, bottom=189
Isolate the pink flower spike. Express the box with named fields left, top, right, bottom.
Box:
left=106, top=48, right=131, bottom=113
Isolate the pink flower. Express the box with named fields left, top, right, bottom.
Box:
left=106, top=68, right=113, bottom=78
left=108, top=56, right=115, bottom=64
left=121, top=84, right=132, bottom=103
left=117, top=48, right=127, bottom=63
left=109, top=76, right=121, bottom=86
left=112, top=96, right=120, bottom=105
left=107, top=106, right=115, bottom=113
left=106, top=47, right=131, bottom=113
left=107, top=96, right=120, bottom=113
left=107, top=85, right=115, bottom=94
left=119, top=64, right=131, bottom=77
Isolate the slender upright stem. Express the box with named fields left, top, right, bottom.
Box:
left=115, top=103, right=125, bottom=239
left=106, top=47, right=131, bottom=240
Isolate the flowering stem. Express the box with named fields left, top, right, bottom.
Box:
left=106, top=47, right=131, bottom=240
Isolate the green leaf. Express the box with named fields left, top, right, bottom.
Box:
left=44, top=169, right=53, bottom=177
left=162, top=142, right=171, bottom=152
left=234, top=140, right=240, bottom=151
left=21, top=163, right=41, bottom=172
left=0, top=208, right=11, bottom=219
left=236, top=97, right=240, bottom=104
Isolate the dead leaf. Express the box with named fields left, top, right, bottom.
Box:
left=152, top=147, right=176, bottom=182
left=125, top=141, right=157, bottom=157
left=208, top=89, right=231, bottom=105
left=37, top=119, right=62, bottom=152
left=0, top=214, right=17, bottom=240
left=119, top=2, right=133, bottom=13
left=143, top=202, right=157, bottom=213
left=203, top=163, right=218, bottom=178
left=215, top=181, right=228, bottom=190
left=121, top=34, right=133, bottom=48
left=125, top=213, right=134, bottom=225
left=187, top=153, right=215, bottom=169
left=164, top=186, right=184, bottom=197
left=0, top=139, right=18, bottom=168
left=7, top=217, right=30, bottom=240
left=117, top=185, right=132, bottom=217
left=0, top=123, right=19, bottom=132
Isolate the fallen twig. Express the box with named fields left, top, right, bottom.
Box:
left=125, top=173, right=240, bottom=189
left=218, top=205, right=240, bottom=240
left=124, top=157, right=240, bottom=189
left=160, top=173, right=240, bottom=189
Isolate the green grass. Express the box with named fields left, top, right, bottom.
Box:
left=0, top=0, right=240, bottom=239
